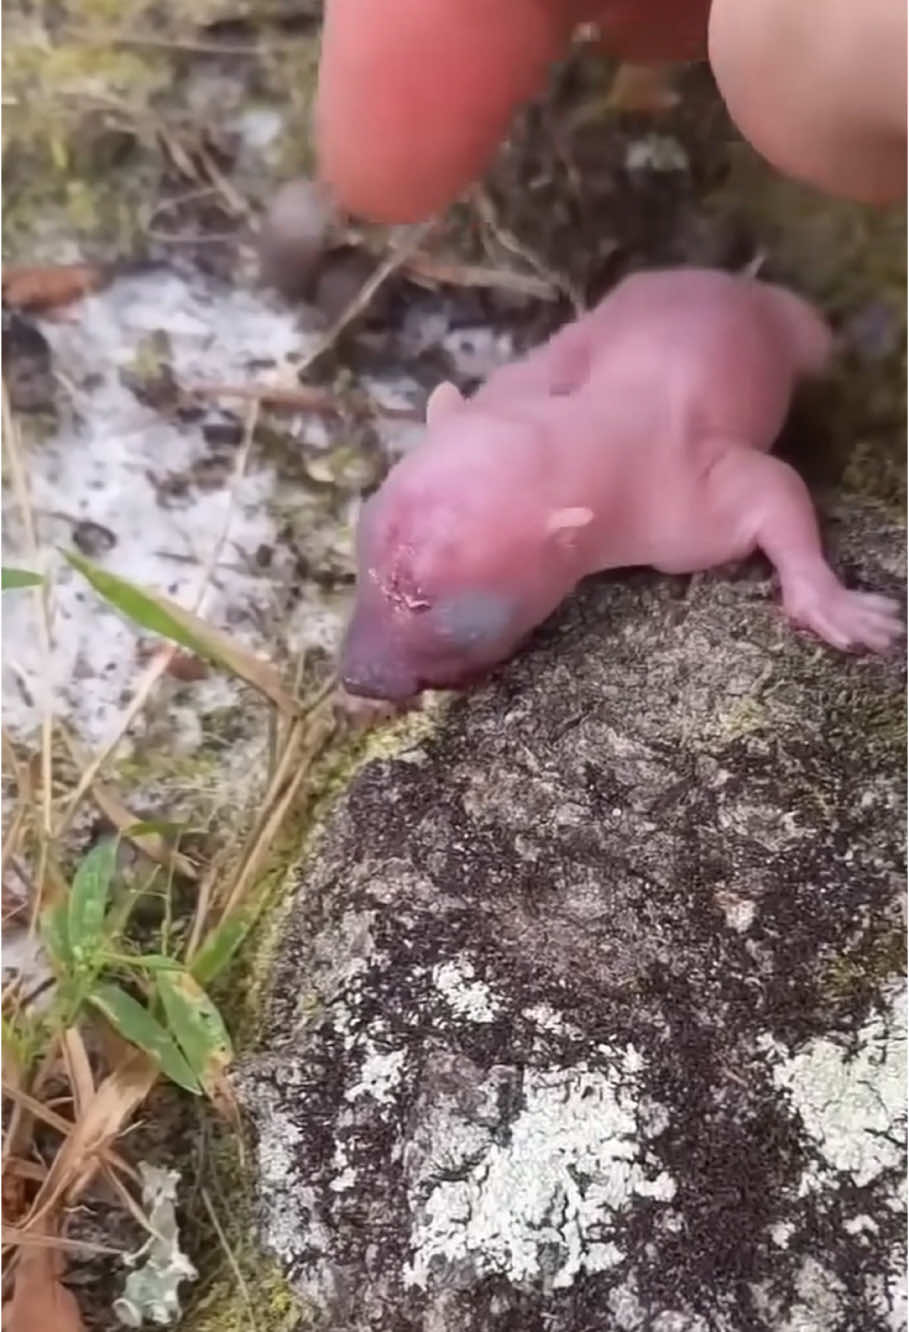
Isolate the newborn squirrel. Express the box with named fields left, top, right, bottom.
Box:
left=340, top=267, right=902, bottom=700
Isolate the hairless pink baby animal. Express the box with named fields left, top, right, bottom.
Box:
left=340, top=267, right=902, bottom=700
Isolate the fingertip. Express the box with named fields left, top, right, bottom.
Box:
left=316, top=0, right=571, bottom=223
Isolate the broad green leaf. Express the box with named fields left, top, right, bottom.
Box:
left=1, top=567, right=43, bottom=591
left=88, top=982, right=200, bottom=1094
left=156, top=969, right=233, bottom=1095
left=190, top=912, right=253, bottom=986
left=41, top=900, right=72, bottom=972
left=68, top=839, right=118, bottom=967
left=63, top=550, right=297, bottom=714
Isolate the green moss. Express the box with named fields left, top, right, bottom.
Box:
left=821, top=927, right=906, bottom=1014
left=181, top=1133, right=314, bottom=1332
left=258, top=40, right=321, bottom=178
left=1, top=0, right=322, bottom=263
left=716, top=694, right=769, bottom=741
left=114, top=749, right=220, bottom=788
left=187, top=1256, right=309, bottom=1332
left=710, top=148, right=907, bottom=310
left=219, top=694, right=448, bottom=1050
left=2, top=17, right=172, bottom=260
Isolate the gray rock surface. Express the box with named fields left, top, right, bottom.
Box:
left=239, top=489, right=906, bottom=1332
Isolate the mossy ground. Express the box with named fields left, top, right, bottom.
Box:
left=3, top=0, right=322, bottom=264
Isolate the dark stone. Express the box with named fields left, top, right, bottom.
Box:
left=239, top=491, right=906, bottom=1332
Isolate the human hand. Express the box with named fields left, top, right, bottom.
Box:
left=314, top=0, right=906, bottom=222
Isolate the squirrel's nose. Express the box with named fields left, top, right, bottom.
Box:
left=339, top=608, right=419, bottom=701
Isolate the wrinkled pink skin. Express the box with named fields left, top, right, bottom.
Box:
left=341, top=268, right=902, bottom=700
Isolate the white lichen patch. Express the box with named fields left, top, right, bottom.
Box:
left=778, top=1256, right=848, bottom=1332
left=522, top=1002, right=583, bottom=1039
left=405, top=1056, right=675, bottom=1291
left=714, top=890, right=757, bottom=934
left=769, top=1220, right=795, bottom=1248
left=257, top=1105, right=305, bottom=1195
left=433, top=957, right=501, bottom=1023
left=345, top=1044, right=406, bottom=1105
left=761, top=985, right=906, bottom=1192
left=114, top=1163, right=197, bottom=1328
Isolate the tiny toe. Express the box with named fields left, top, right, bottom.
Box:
left=810, top=613, right=852, bottom=651
left=859, top=593, right=901, bottom=615
left=856, top=609, right=903, bottom=642
left=858, top=626, right=894, bottom=653
left=847, top=613, right=898, bottom=652
left=861, top=610, right=902, bottom=635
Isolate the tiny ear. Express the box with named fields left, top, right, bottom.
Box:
left=545, top=506, right=594, bottom=536
left=426, top=381, right=464, bottom=426
left=545, top=506, right=594, bottom=555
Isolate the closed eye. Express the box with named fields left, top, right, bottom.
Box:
left=434, top=592, right=513, bottom=650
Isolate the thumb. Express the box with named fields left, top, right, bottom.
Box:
left=709, top=0, right=906, bottom=204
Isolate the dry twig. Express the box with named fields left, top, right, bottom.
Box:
left=403, top=251, right=558, bottom=301
left=296, top=220, right=435, bottom=374
left=2, top=386, right=54, bottom=934
left=201, top=1186, right=258, bottom=1332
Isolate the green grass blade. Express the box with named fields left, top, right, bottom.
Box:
left=119, top=820, right=190, bottom=840
left=189, top=911, right=253, bottom=986
left=156, top=969, right=233, bottom=1095
left=103, top=952, right=185, bottom=971
left=2, top=567, right=43, bottom=590
left=88, top=982, right=201, bottom=1093
left=63, top=550, right=298, bottom=714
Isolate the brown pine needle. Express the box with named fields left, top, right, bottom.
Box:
left=403, top=251, right=557, bottom=301
left=3, top=1226, right=126, bottom=1257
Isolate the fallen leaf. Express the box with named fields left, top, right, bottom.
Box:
left=2, top=1161, right=27, bottom=1224
left=4, top=1223, right=86, bottom=1332
left=2, top=263, right=107, bottom=313
left=22, top=1048, right=159, bottom=1230
left=165, top=651, right=209, bottom=683
left=62, top=1027, right=95, bottom=1118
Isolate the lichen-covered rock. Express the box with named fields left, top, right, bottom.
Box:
left=238, top=487, right=906, bottom=1331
